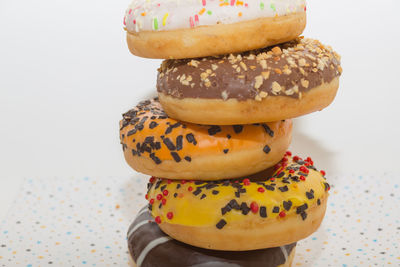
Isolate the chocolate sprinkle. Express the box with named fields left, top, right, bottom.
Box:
left=185, top=133, right=197, bottom=145
left=149, top=153, right=161, bottom=164
left=260, top=207, right=267, bottom=218
left=233, top=125, right=243, bottom=134
left=149, top=121, right=158, bottom=129
left=223, top=149, right=229, bottom=154
left=300, top=211, right=307, bottom=220
left=170, top=152, right=181, bottom=162
left=278, top=186, right=289, bottom=192
left=184, top=156, right=192, bottom=162
left=283, top=200, right=292, bottom=211
left=272, top=206, right=280, bottom=213
left=306, top=191, right=314, bottom=199
left=296, top=204, right=308, bottom=214
left=208, top=126, right=222, bottom=136
left=240, top=202, right=250, bottom=215
left=263, top=145, right=271, bottom=154
left=216, top=219, right=227, bottom=229
left=163, top=138, right=176, bottom=151
left=261, top=124, right=274, bottom=137
left=176, top=135, right=183, bottom=151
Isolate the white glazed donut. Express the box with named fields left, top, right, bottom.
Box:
left=124, top=0, right=307, bottom=59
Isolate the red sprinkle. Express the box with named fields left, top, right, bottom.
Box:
left=306, top=157, right=313, bottom=162
left=279, top=211, right=286, bottom=218
left=282, top=157, right=288, bottom=162
left=181, top=180, right=187, bottom=184
left=257, top=187, right=265, bottom=193
left=188, top=186, right=193, bottom=192
left=289, top=169, right=295, bottom=174
left=300, top=166, right=309, bottom=173
left=270, top=177, right=275, bottom=182
left=155, top=216, right=161, bottom=224
left=293, top=156, right=300, bottom=161
left=162, top=199, right=167, bottom=205
left=149, top=198, right=155, bottom=205
left=300, top=175, right=306, bottom=181
left=167, top=212, right=173, bottom=220
left=149, top=177, right=156, bottom=183
left=285, top=151, right=292, bottom=156
left=243, top=178, right=251, bottom=186
left=163, top=190, right=169, bottom=196
left=156, top=194, right=163, bottom=200
left=145, top=194, right=148, bottom=200
left=250, top=202, right=259, bottom=213
left=320, top=170, right=326, bottom=176
left=167, top=179, right=172, bottom=184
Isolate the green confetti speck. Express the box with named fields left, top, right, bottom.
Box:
left=153, top=18, right=158, bottom=30
left=270, top=4, right=276, bottom=12
left=207, top=10, right=212, bottom=15
left=260, top=2, right=265, bottom=10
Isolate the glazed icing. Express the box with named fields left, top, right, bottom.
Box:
left=124, top=0, right=306, bottom=32
left=147, top=154, right=329, bottom=228
left=120, top=98, right=290, bottom=165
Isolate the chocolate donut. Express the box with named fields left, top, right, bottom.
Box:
left=146, top=154, right=329, bottom=250
left=128, top=207, right=297, bottom=267
left=120, top=98, right=292, bottom=180
left=157, top=38, right=342, bottom=125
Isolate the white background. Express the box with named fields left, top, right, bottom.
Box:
left=1, top=0, right=400, bottom=219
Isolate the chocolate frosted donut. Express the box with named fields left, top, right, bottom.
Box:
left=157, top=38, right=342, bottom=125
left=128, top=207, right=297, bottom=267
left=120, top=98, right=292, bottom=180
left=146, top=154, right=329, bottom=251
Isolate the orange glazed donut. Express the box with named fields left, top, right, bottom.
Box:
left=146, top=154, right=330, bottom=250
left=157, top=38, right=342, bottom=125
left=120, top=98, right=292, bottom=180
left=124, top=0, right=306, bottom=59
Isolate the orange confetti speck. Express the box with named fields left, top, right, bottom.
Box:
left=12, top=251, right=16, bottom=255
left=141, top=12, right=146, bottom=16
left=115, top=204, right=120, bottom=209
left=345, top=253, right=350, bottom=256
left=91, top=249, right=96, bottom=253
left=238, top=12, right=242, bottom=17
left=306, top=249, right=311, bottom=252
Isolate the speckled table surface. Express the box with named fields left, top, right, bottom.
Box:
left=0, top=173, right=399, bottom=266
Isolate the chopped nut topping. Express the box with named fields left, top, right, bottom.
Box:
left=272, top=46, right=282, bottom=56
left=221, top=90, right=228, bottom=100
left=240, top=62, right=248, bottom=71
left=261, top=71, right=270, bottom=79
left=259, top=59, right=267, bottom=69
left=188, top=60, right=200, bottom=67
left=272, top=82, right=282, bottom=94
left=259, top=91, right=268, bottom=98
left=301, top=79, right=309, bottom=88
left=254, top=75, right=264, bottom=89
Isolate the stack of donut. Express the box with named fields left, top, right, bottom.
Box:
left=121, top=1, right=342, bottom=266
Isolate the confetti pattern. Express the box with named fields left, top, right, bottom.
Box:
left=0, top=173, right=399, bottom=266
left=124, top=0, right=306, bottom=32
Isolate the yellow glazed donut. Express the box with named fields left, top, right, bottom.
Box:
left=157, top=38, right=342, bottom=125
left=146, top=154, right=330, bottom=250
left=120, top=98, right=292, bottom=180
left=123, top=0, right=306, bottom=59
